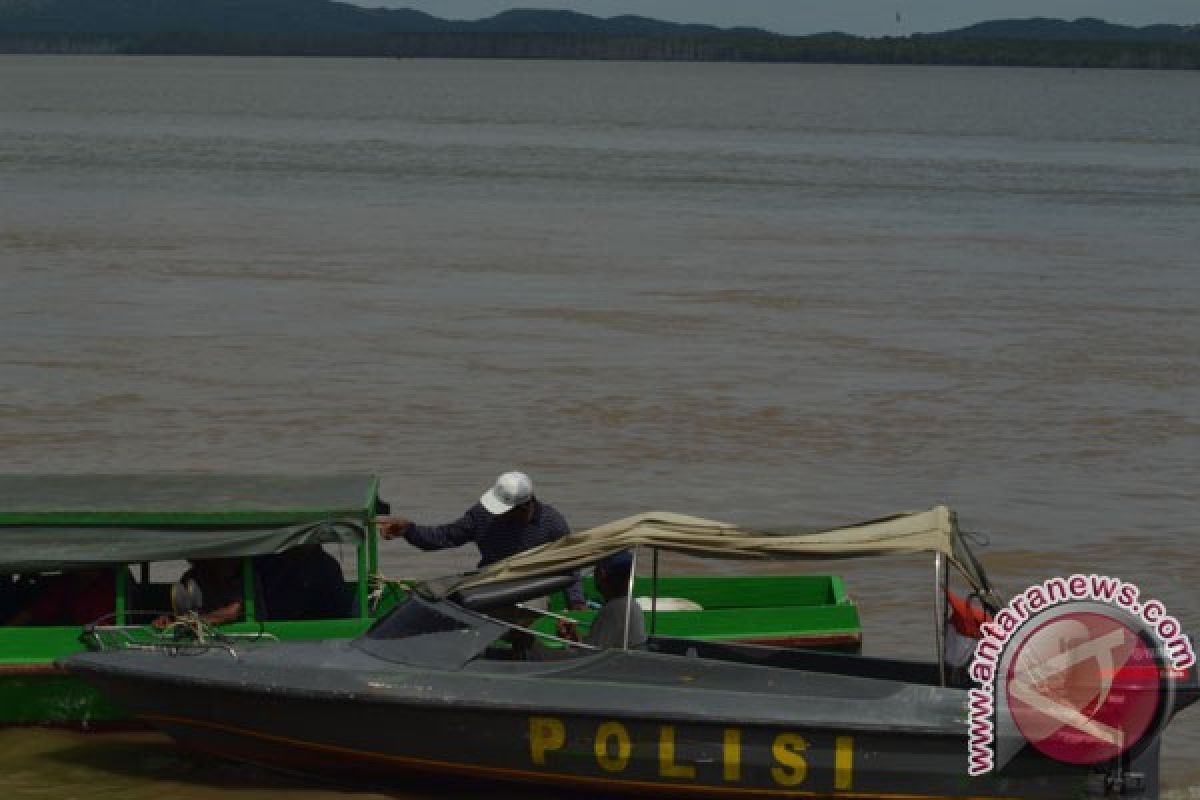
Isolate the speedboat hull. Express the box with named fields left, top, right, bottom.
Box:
left=63, top=639, right=1163, bottom=799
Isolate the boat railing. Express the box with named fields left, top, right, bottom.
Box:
left=80, top=617, right=279, bottom=655
left=497, top=548, right=645, bottom=656
left=480, top=602, right=602, bottom=654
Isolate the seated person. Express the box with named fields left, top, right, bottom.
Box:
left=4, top=568, right=115, bottom=627
left=256, top=543, right=352, bottom=621
left=155, top=558, right=263, bottom=627
left=557, top=551, right=647, bottom=649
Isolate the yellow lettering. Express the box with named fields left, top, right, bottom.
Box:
left=595, top=721, right=632, bottom=772
left=529, top=717, right=565, bottom=766
left=658, top=725, right=696, bottom=779
left=770, top=732, right=808, bottom=786
left=835, top=735, right=853, bottom=790
left=722, top=728, right=741, bottom=782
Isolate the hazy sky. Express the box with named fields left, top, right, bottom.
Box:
left=364, top=1, right=1199, bottom=37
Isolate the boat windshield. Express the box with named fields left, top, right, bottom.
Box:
left=365, top=597, right=473, bottom=640
left=353, top=595, right=511, bottom=668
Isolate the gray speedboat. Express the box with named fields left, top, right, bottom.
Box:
left=65, top=508, right=1198, bottom=798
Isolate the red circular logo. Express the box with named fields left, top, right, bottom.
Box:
left=1005, top=611, right=1162, bottom=764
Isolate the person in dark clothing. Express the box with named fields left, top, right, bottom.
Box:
left=557, top=550, right=646, bottom=650
left=4, top=568, right=115, bottom=626
left=378, top=471, right=586, bottom=610
left=153, top=558, right=263, bottom=627
left=257, top=544, right=352, bottom=621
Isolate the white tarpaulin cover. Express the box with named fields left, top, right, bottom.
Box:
left=429, top=505, right=995, bottom=601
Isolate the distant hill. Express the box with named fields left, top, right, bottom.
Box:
left=0, top=0, right=764, bottom=35
left=464, top=10, right=739, bottom=36
left=933, top=17, right=1200, bottom=43
left=0, top=2, right=1195, bottom=41
left=0, top=0, right=426, bottom=34
left=1, top=2, right=1198, bottom=68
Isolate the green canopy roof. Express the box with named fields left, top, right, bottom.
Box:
left=0, top=474, right=379, bottom=526
left=0, top=474, right=379, bottom=572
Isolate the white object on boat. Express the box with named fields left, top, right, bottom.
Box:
left=636, top=596, right=703, bottom=612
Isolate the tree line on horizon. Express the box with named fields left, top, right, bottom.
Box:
left=0, top=0, right=1197, bottom=68
left=3, top=31, right=1198, bottom=69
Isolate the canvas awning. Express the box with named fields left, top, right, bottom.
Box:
left=0, top=521, right=366, bottom=573
left=425, top=505, right=997, bottom=602
left=0, top=474, right=378, bottom=572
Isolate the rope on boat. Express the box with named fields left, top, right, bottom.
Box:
left=367, top=573, right=413, bottom=614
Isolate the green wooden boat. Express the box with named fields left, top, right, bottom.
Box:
left=0, top=474, right=391, bottom=727
left=1, top=474, right=861, bottom=728
left=545, top=574, right=861, bottom=651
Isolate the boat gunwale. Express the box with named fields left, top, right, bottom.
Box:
left=0, top=662, right=65, bottom=676
left=63, top=646, right=966, bottom=736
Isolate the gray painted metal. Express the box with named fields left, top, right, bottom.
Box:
left=61, top=596, right=1200, bottom=798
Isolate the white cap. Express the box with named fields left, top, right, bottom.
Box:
left=480, top=471, right=534, bottom=515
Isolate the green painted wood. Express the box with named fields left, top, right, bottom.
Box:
left=551, top=574, right=855, bottom=611
left=0, top=674, right=126, bottom=727
left=2, top=564, right=859, bottom=726
left=0, top=626, right=91, bottom=664
left=0, top=473, right=393, bottom=725
left=541, top=574, right=863, bottom=648
left=0, top=618, right=379, bottom=726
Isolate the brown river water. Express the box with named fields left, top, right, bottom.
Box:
left=0, top=56, right=1197, bottom=797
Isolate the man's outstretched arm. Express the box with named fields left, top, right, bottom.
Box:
left=395, top=507, right=483, bottom=551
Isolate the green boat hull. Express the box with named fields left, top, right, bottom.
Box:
left=0, top=618, right=376, bottom=727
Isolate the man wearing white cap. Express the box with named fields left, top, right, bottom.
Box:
left=378, top=471, right=586, bottom=609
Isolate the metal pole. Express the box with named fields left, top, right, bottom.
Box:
left=623, top=547, right=639, bottom=651
left=114, top=566, right=126, bottom=625
left=650, top=548, right=659, bottom=635
left=934, top=552, right=947, bottom=687
left=478, top=608, right=599, bottom=653
left=358, top=528, right=371, bottom=619
left=242, top=557, right=256, bottom=622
